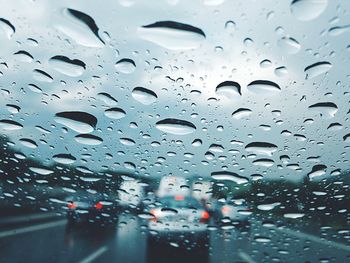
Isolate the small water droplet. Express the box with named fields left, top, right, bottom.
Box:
left=49, top=55, right=86, bottom=77
left=245, top=142, right=278, bottom=156
left=104, top=108, right=126, bottom=119
left=115, top=58, right=136, bottom=74
left=0, top=18, right=15, bottom=39
left=97, top=92, right=118, bottom=106
left=304, top=61, right=332, bottom=79
left=211, top=171, right=249, bottom=184
left=247, top=80, right=281, bottom=95
left=156, top=118, right=196, bottom=135
left=33, top=69, right=53, bottom=83
left=132, top=87, right=158, bottom=105
left=215, top=81, right=241, bottom=98
left=74, top=134, right=103, bottom=145
left=0, top=119, right=23, bottom=130
left=53, top=154, right=76, bottom=164
left=232, top=108, right=252, bottom=119
left=308, top=102, right=337, bottom=117
left=277, top=37, right=301, bottom=54
left=29, top=167, right=54, bottom=175
left=252, top=158, right=275, bottom=167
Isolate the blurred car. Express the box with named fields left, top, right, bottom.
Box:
left=117, top=177, right=145, bottom=211
left=219, top=199, right=252, bottom=228
left=146, top=195, right=210, bottom=249
left=201, top=198, right=222, bottom=221
left=65, top=193, right=118, bottom=226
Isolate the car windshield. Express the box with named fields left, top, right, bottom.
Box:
left=0, top=0, right=349, bottom=263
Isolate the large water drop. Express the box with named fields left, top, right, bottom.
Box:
left=156, top=118, right=196, bottom=135
left=138, top=21, right=206, bottom=50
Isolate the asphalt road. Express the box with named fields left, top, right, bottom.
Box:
left=0, top=213, right=349, bottom=263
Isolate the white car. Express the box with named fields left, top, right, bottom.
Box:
left=146, top=195, right=210, bottom=248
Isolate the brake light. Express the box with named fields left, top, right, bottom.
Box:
left=174, top=195, right=184, bottom=201
left=95, top=202, right=103, bottom=210
left=150, top=209, right=156, bottom=216
left=149, top=209, right=157, bottom=222
left=67, top=202, right=77, bottom=209
left=201, top=211, right=210, bottom=220
left=221, top=205, right=230, bottom=214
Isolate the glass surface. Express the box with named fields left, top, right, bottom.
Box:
left=0, top=0, right=349, bottom=262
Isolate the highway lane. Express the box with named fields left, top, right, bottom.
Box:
left=0, top=213, right=349, bottom=263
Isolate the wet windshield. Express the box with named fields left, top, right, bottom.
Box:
left=0, top=0, right=349, bottom=263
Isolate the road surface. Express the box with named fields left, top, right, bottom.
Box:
left=0, top=213, right=349, bottom=263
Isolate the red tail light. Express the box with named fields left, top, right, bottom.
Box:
left=95, top=202, right=103, bottom=210
left=200, top=211, right=210, bottom=222
left=67, top=202, right=77, bottom=209
left=221, top=205, right=230, bottom=214
left=174, top=195, right=185, bottom=201
left=149, top=209, right=157, bottom=222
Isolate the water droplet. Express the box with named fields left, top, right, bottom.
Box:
left=260, top=59, right=272, bottom=68
left=209, top=144, right=224, bottom=153
left=115, top=58, right=136, bottom=74
left=49, top=55, right=86, bottom=77
left=215, top=81, right=241, bottom=98
left=231, top=108, right=252, bottom=119
left=329, top=25, right=350, bottom=36
left=192, top=139, right=202, bottom=147
left=28, top=84, right=42, bottom=93
left=257, top=202, right=281, bottom=211
left=138, top=21, right=206, bottom=50
left=283, top=213, right=305, bottom=219
left=0, top=18, right=15, bottom=39
left=138, top=212, right=155, bottom=219
left=274, top=66, right=288, bottom=77
left=54, top=111, right=97, bottom=133
left=74, top=134, right=103, bottom=145
left=33, top=69, right=53, bottom=83
left=308, top=102, right=338, bottom=117
left=97, top=92, right=118, bottom=106
left=80, top=177, right=101, bottom=182
left=124, top=162, right=136, bottom=170
left=132, top=87, right=158, bottom=105
left=6, top=104, right=20, bottom=114
left=247, top=80, right=281, bottom=95
left=252, top=158, right=275, bottom=167
left=56, top=8, right=105, bottom=47
left=245, top=142, right=278, bottom=156
left=120, top=138, right=136, bottom=146
left=211, top=171, right=249, bottom=184
left=19, top=138, right=38, bottom=148
left=29, top=167, right=54, bottom=175
left=13, top=50, right=34, bottom=62
left=343, top=133, right=350, bottom=142
left=290, top=0, right=328, bottom=21
left=52, top=154, right=76, bottom=164
left=304, top=61, right=332, bottom=79
left=104, top=107, right=126, bottom=119
left=225, top=20, right=236, bottom=33
left=0, top=119, right=23, bottom=130
left=308, top=164, right=327, bottom=179
left=277, top=37, right=301, bottom=54
left=327, top=122, right=342, bottom=131
left=156, top=118, right=196, bottom=135
left=254, top=236, right=271, bottom=243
